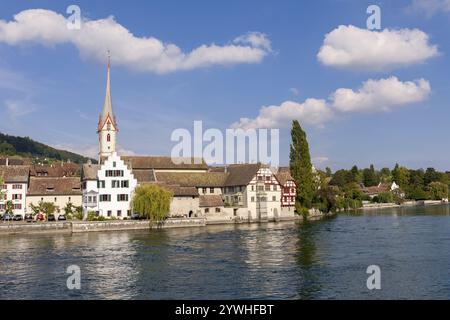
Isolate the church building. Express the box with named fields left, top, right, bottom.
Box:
left=81, top=57, right=137, bottom=218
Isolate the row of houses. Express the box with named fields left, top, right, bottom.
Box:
left=0, top=158, right=297, bottom=222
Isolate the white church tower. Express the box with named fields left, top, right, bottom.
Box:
left=97, top=54, right=118, bottom=162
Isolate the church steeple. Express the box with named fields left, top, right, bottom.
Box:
left=97, top=52, right=117, bottom=133
left=98, top=52, right=117, bottom=161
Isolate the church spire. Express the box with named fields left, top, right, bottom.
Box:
left=97, top=51, right=117, bottom=133
left=98, top=51, right=118, bottom=161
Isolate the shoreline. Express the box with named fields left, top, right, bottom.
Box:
left=361, top=200, right=447, bottom=211
left=0, top=211, right=335, bottom=236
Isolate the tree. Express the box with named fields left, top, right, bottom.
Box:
left=379, top=167, right=392, bottom=183
left=350, top=165, right=361, bottom=184
left=5, top=200, right=14, bottom=214
left=362, top=164, right=379, bottom=187
left=132, top=184, right=172, bottom=221
left=63, top=202, right=74, bottom=215
left=325, top=167, right=332, bottom=177
left=428, top=182, right=448, bottom=200
left=0, top=141, right=16, bottom=155
left=289, top=120, right=315, bottom=215
left=424, top=168, right=441, bottom=185
left=29, top=201, right=56, bottom=217
left=392, top=164, right=410, bottom=188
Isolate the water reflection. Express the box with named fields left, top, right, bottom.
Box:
left=2, top=205, right=450, bottom=299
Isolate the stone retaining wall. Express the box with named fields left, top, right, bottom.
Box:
left=0, top=218, right=206, bottom=236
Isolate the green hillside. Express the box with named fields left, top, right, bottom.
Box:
left=0, top=132, right=96, bottom=164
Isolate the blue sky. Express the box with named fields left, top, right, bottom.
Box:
left=0, top=0, right=449, bottom=170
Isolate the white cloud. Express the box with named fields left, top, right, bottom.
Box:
left=408, top=0, right=450, bottom=17
left=231, top=99, right=333, bottom=130
left=317, top=25, right=438, bottom=71
left=231, top=77, right=431, bottom=129
left=0, top=9, right=272, bottom=74
left=331, top=77, right=431, bottom=112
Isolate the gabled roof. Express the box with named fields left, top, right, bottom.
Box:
left=361, top=183, right=389, bottom=195
left=28, top=177, right=82, bottom=196
left=81, top=163, right=100, bottom=180
left=275, top=167, right=295, bottom=186
left=155, top=172, right=228, bottom=187
left=0, top=165, right=30, bottom=183
left=132, top=169, right=157, bottom=183
left=30, top=163, right=81, bottom=178
left=224, top=163, right=262, bottom=186
left=122, top=156, right=208, bottom=170
left=199, top=195, right=224, bottom=207
left=148, top=183, right=199, bottom=197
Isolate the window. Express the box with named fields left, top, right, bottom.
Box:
left=117, top=210, right=122, bottom=217
left=54, top=197, right=57, bottom=202
left=100, top=194, right=111, bottom=202
left=273, top=185, right=277, bottom=191
left=251, top=196, right=255, bottom=202
left=98, top=180, right=105, bottom=188
left=266, top=176, right=271, bottom=181
left=210, top=188, right=214, bottom=194
left=107, top=134, right=111, bottom=142
left=117, top=194, right=129, bottom=202
left=1, top=184, right=7, bottom=190
left=0, top=194, right=6, bottom=200
left=107, top=123, right=111, bottom=130
left=107, top=210, right=112, bottom=217
left=12, top=184, right=22, bottom=189
left=12, top=194, right=22, bottom=200
left=105, top=170, right=124, bottom=177
left=251, top=185, right=254, bottom=191
left=112, top=161, right=116, bottom=168
left=69, top=197, right=71, bottom=202
left=205, top=208, right=209, bottom=213
left=0, top=204, right=4, bottom=210
left=14, top=204, right=22, bottom=210
left=121, top=180, right=129, bottom=188
left=272, top=196, right=276, bottom=201
left=265, top=185, right=270, bottom=191
left=127, top=210, right=131, bottom=216
left=202, top=188, right=207, bottom=194
left=258, top=176, right=263, bottom=181
left=111, top=180, right=120, bottom=188
left=215, top=208, right=221, bottom=213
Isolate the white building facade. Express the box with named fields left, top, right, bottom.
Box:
left=0, top=166, right=29, bottom=217
left=82, top=153, right=137, bottom=218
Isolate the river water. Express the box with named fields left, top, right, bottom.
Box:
left=1, top=204, right=450, bottom=299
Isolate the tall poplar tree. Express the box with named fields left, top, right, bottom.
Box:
left=289, top=120, right=314, bottom=215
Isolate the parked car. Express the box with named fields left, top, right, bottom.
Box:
left=130, top=213, right=142, bottom=220
left=13, top=214, right=23, bottom=221
left=58, top=215, right=66, bottom=221
left=35, top=213, right=45, bottom=221
left=47, top=214, right=56, bottom=221
left=24, top=214, right=33, bottom=222
left=2, top=213, right=13, bottom=221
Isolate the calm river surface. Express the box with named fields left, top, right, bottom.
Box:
left=2, top=204, right=450, bottom=299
